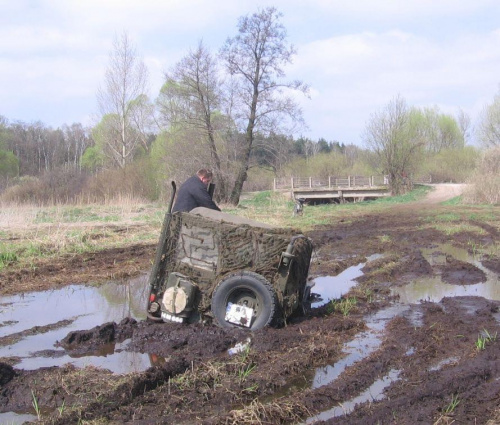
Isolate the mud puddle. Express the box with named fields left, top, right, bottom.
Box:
left=0, top=411, right=37, bottom=424
left=0, top=274, right=151, bottom=374
left=297, top=244, right=499, bottom=424
left=305, top=368, right=401, bottom=423
left=310, top=254, right=382, bottom=307
left=392, top=243, right=500, bottom=303
left=312, top=304, right=408, bottom=389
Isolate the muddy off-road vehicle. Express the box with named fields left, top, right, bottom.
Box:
left=146, top=183, right=314, bottom=330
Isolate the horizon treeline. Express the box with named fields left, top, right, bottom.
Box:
left=1, top=7, right=498, bottom=206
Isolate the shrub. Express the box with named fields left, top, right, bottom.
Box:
left=243, top=168, right=275, bottom=191
left=0, top=169, right=89, bottom=206
left=463, top=147, right=500, bottom=205
left=420, top=147, right=480, bottom=183
left=79, top=158, right=159, bottom=203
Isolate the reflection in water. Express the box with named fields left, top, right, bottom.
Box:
left=311, top=254, right=382, bottom=307
left=392, top=244, right=500, bottom=303
left=311, top=305, right=408, bottom=389
left=0, top=411, right=38, bottom=425
left=0, top=274, right=154, bottom=373
left=429, top=356, right=459, bottom=372
left=303, top=244, right=498, bottom=423
left=305, top=369, right=401, bottom=423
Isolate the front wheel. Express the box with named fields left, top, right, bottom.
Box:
left=211, top=271, right=278, bottom=331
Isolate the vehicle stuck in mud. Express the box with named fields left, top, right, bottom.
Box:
left=146, top=188, right=314, bottom=330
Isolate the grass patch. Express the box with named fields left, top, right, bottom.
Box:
left=327, top=297, right=358, bottom=316
left=467, top=211, right=498, bottom=221
left=0, top=203, right=162, bottom=270
left=373, top=184, right=432, bottom=204
left=0, top=185, right=497, bottom=271
left=378, top=234, right=391, bottom=243
left=432, top=223, right=487, bottom=236
left=0, top=243, right=18, bottom=269
left=443, top=393, right=461, bottom=414
left=433, top=213, right=461, bottom=222
left=476, top=329, right=497, bottom=351
left=441, top=196, right=462, bottom=206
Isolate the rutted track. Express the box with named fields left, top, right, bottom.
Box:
left=0, top=186, right=499, bottom=424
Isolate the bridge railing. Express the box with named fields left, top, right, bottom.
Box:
left=274, top=176, right=389, bottom=190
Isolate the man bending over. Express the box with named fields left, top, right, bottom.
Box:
left=172, top=169, right=221, bottom=213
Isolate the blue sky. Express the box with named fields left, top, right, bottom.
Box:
left=1, top=0, right=500, bottom=146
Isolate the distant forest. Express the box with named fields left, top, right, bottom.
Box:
left=1, top=7, right=498, bottom=205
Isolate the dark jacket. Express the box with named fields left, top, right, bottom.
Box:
left=172, top=175, right=221, bottom=213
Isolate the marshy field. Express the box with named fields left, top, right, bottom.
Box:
left=0, top=184, right=499, bottom=424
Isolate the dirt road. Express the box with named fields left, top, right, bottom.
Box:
left=419, top=183, right=467, bottom=204
left=0, top=189, right=498, bottom=425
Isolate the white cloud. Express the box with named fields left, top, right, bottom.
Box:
left=2, top=0, right=500, bottom=143
left=312, top=0, right=497, bottom=20
left=288, top=25, right=500, bottom=142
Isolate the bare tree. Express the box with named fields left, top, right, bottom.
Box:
left=157, top=41, right=229, bottom=199
left=220, top=7, right=309, bottom=205
left=476, top=90, right=500, bottom=149
left=457, top=108, right=472, bottom=145
left=304, top=139, right=321, bottom=158
left=364, top=95, right=425, bottom=195
left=62, top=123, right=92, bottom=170
left=96, top=32, right=150, bottom=168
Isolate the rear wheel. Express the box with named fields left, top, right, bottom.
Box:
left=211, top=271, right=278, bottom=330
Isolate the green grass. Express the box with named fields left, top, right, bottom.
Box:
left=241, top=190, right=274, bottom=207
left=441, top=196, right=463, bottom=206
left=475, top=329, right=497, bottom=351
left=371, top=184, right=432, bottom=204
left=467, top=211, right=498, bottom=221
left=226, top=185, right=436, bottom=232
left=34, top=206, right=122, bottom=224
left=443, top=394, right=460, bottom=414
left=31, top=388, right=41, bottom=420
left=0, top=244, right=18, bottom=270
left=238, top=363, right=256, bottom=383
left=433, top=213, right=461, bottom=222
left=327, top=297, right=358, bottom=316
left=1, top=185, right=497, bottom=272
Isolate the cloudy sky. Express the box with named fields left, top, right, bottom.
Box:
left=2, top=0, right=500, bottom=146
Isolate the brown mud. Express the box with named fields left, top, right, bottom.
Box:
left=0, top=191, right=499, bottom=424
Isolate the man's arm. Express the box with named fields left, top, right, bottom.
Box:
left=193, top=184, right=221, bottom=211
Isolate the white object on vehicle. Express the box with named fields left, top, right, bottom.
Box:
left=225, top=302, right=254, bottom=327
left=161, top=311, right=185, bottom=323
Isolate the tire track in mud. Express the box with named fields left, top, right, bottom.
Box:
left=1, top=190, right=499, bottom=424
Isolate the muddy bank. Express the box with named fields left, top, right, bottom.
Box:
left=0, top=202, right=499, bottom=424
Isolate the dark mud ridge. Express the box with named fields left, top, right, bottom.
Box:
left=0, top=208, right=499, bottom=424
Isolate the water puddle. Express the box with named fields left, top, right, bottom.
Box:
left=429, top=356, right=459, bottom=372
left=0, top=274, right=153, bottom=374
left=312, top=304, right=408, bottom=389
left=0, top=411, right=38, bottom=425
left=305, top=369, right=401, bottom=423
left=311, top=254, right=382, bottom=307
left=392, top=244, right=500, bottom=303
left=300, top=244, right=499, bottom=423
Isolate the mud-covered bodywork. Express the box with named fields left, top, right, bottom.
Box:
left=146, top=207, right=313, bottom=330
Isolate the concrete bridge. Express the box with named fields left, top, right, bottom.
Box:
left=273, top=176, right=391, bottom=203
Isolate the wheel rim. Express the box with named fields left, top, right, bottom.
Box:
left=227, top=288, right=261, bottom=319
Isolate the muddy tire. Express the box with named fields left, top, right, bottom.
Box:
left=211, top=271, right=278, bottom=330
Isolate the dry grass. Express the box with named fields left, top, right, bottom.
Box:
left=463, top=147, right=500, bottom=205
left=222, top=399, right=311, bottom=425
left=486, top=407, right=500, bottom=425
left=0, top=201, right=163, bottom=271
